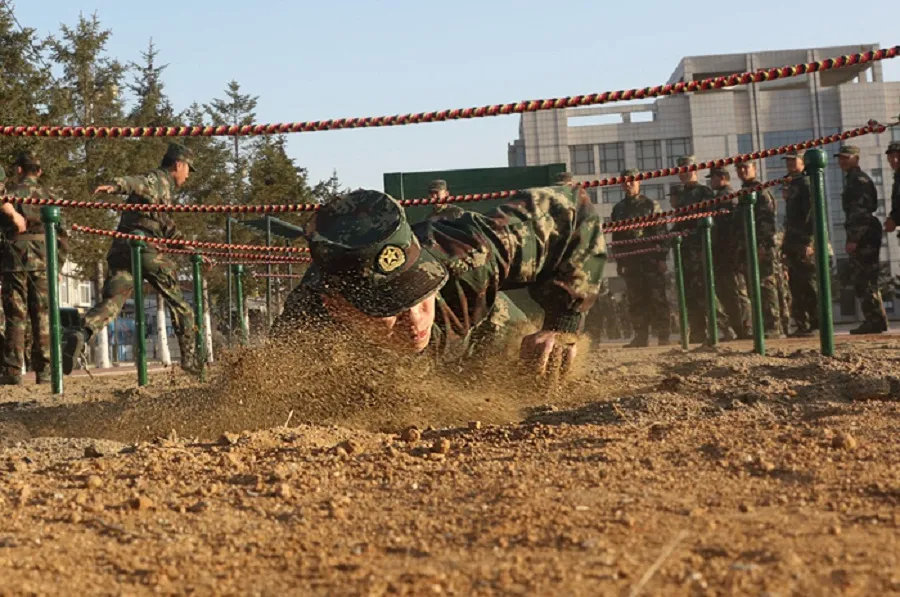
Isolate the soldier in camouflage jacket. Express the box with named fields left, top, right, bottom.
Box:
left=274, top=185, right=606, bottom=375
left=780, top=153, right=817, bottom=336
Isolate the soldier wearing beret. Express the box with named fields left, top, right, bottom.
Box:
left=884, top=142, right=900, bottom=236
left=780, top=151, right=817, bottom=336
left=837, top=145, right=888, bottom=334
left=63, top=143, right=202, bottom=374
left=274, top=185, right=606, bottom=376
left=707, top=166, right=750, bottom=339
left=0, top=152, right=67, bottom=384
left=610, top=169, right=671, bottom=347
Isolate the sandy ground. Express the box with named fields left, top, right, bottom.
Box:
left=0, top=334, right=898, bottom=595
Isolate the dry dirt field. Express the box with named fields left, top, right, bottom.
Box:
left=0, top=334, right=898, bottom=596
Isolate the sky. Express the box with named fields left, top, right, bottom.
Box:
left=10, top=0, right=900, bottom=191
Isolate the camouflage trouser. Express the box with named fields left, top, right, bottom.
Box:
left=714, top=256, right=751, bottom=338
left=622, top=266, right=671, bottom=339
left=2, top=270, right=49, bottom=377
left=757, top=254, right=783, bottom=335
left=849, top=242, right=887, bottom=326
left=84, top=249, right=195, bottom=348
left=683, top=247, right=728, bottom=343
left=784, top=248, right=818, bottom=331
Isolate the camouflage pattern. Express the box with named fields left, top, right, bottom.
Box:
left=889, top=165, right=900, bottom=229
left=841, top=166, right=887, bottom=326
left=0, top=175, right=64, bottom=378
left=276, top=186, right=606, bottom=363
left=671, top=181, right=727, bottom=343
left=610, top=191, right=671, bottom=341
left=711, top=184, right=751, bottom=338
left=739, top=179, right=783, bottom=335
left=781, top=171, right=817, bottom=331
left=111, top=169, right=183, bottom=251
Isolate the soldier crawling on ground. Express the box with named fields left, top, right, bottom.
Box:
left=273, top=184, right=606, bottom=376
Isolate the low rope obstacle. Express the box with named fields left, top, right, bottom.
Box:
left=1, top=48, right=895, bottom=138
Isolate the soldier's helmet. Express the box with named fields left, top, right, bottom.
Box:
left=834, top=145, right=860, bottom=157
left=307, top=190, right=449, bottom=317
left=163, top=143, right=196, bottom=171
left=705, top=167, right=730, bottom=179
left=676, top=155, right=696, bottom=167
left=555, top=171, right=574, bottom=184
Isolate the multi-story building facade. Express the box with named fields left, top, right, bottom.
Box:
left=508, top=43, right=900, bottom=321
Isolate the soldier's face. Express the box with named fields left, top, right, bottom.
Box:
left=837, top=155, right=857, bottom=171
left=429, top=190, right=449, bottom=201
left=323, top=291, right=436, bottom=354
left=710, top=174, right=726, bottom=190
left=173, top=161, right=191, bottom=186
left=677, top=171, right=696, bottom=184
left=887, top=153, right=900, bottom=171
left=785, top=157, right=804, bottom=174
left=622, top=180, right=640, bottom=196
left=737, top=163, right=756, bottom=181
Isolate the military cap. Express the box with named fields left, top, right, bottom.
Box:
left=620, top=168, right=640, bottom=178
left=705, top=167, right=730, bottom=179
left=13, top=152, right=41, bottom=168
left=308, top=190, right=449, bottom=318
left=781, top=150, right=805, bottom=159
left=885, top=142, right=900, bottom=154
left=555, top=171, right=573, bottom=183
left=834, top=145, right=860, bottom=157
left=427, top=179, right=448, bottom=193
left=163, top=142, right=196, bottom=171
left=676, top=155, right=696, bottom=167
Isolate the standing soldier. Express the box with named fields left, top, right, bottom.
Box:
left=884, top=142, right=900, bottom=236
left=736, top=160, right=784, bottom=338
left=780, top=152, right=817, bottom=336
left=428, top=179, right=463, bottom=220
left=708, top=167, right=751, bottom=339
left=670, top=156, right=722, bottom=344
left=837, top=145, right=888, bottom=334
left=0, top=153, right=66, bottom=385
left=62, top=143, right=202, bottom=374
left=610, top=169, right=671, bottom=347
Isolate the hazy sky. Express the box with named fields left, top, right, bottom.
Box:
left=11, top=0, right=900, bottom=190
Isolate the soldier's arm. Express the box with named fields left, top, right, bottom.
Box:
left=755, top=191, right=778, bottom=248
left=799, top=181, right=815, bottom=244
left=427, top=186, right=606, bottom=334
left=648, top=199, right=668, bottom=238
left=109, top=172, right=160, bottom=200
left=890, top=175, right=900, bottom=223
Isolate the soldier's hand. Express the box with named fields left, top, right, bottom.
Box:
left=519, top=330, right=577, bottom=378
left=846, top=242, right=857, bottom=255
left=805, top=245, right=814, bottom=259
left=11, top=212, right=27, bottom=233
left=885, top=218, right=897, bottom=233
left=93, top=185, right=117, bottom=195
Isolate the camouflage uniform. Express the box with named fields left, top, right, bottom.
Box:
left=275, top=186, right=606, bottom=364
left=611, top=176, right=670, bottom=346
left=888, top=142, right=900, bottom=235
left=1, top=161, right=66, bottom=383
left=738, top=178, right=783, bottom=336
left=709, top=173, right=751, bottom=338
left=671, top=173, right=725, bottom=344
left=838, top=147, right=887, bottom=331
left=780, top=167, right=817, bottom=334
left=65, top=143, right=199, bottom=373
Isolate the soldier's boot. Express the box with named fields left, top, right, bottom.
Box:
left=63, top=328, right=89, bottom=375
left=625, top=330, right=649, bottom=348
left=0, top=373, right=23, bottom=386
left=849, top=320, right=888, bottom=335
left=788, top=325, right=815, bottom=338
left=176, top=334, right=202, bottom=376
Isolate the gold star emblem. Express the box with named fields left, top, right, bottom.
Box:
left=377, top=245, right=406, bottom=273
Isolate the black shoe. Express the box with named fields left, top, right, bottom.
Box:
left=788, top=326, right=815, bottom=338
left=63, top=329, right=87, bottom=375
left=849, top=320, right=888, bottom=335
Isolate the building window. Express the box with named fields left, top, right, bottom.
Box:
left=762, top=129, right=814, bottom=178
left=872, top=168, right=883, bottom=186
left=569, top=145, right=595, bottom=175
left=78, top=281, right=92, bottom=305
left=893, top=127, right=900, bottom=142
left=665, top=138, right=692, bottom=166
left=642, top=184, right=664, bottom=202
left=597, top=142, right=625, bottom=173
left=636, top=140, right=662, bottom=170
left=603, top=188, right=625, bottom=205
left=737, top=133, right=753, bottom=155
left=586, top=188, right=599, bottom=204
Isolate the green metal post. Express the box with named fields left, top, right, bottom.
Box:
left=740, top=191, right=766, bottom=356
left=700, top=216, right=718, bottom=347
left=673, top=237, right=689, bottom=350
left=265, top=216, right=273, bottom=328
left=191, top=254, right=207, bottom=381
left=41, top=206, right=63, bottom=394
left=226, top=217, right=233, bottom=340
left=804, top=149, right=835, bottom=356
left=130, top=234, right=148, bottom=386
left=233, top=264, right=248, bottom=343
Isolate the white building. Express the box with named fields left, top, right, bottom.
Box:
left=508, top=43, right=900, bottom=321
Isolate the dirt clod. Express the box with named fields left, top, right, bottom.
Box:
left=832, top=432, right=858, bottom=450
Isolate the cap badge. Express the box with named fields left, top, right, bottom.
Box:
left=377, top=245, right=406, bottom=273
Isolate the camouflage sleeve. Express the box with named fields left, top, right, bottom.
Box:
left=755, top=189, right=777, bottom=248
left=113, top=173, right=160, bottom=200
left=844, top=177, right=879, bottom=243
left=798, top=179, right=814, bottom=244
left=891, top=175, right=900, bottom=223
left=426, top=186, right=606, bottom=334
left=647, top=199, right=668, bottom=240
